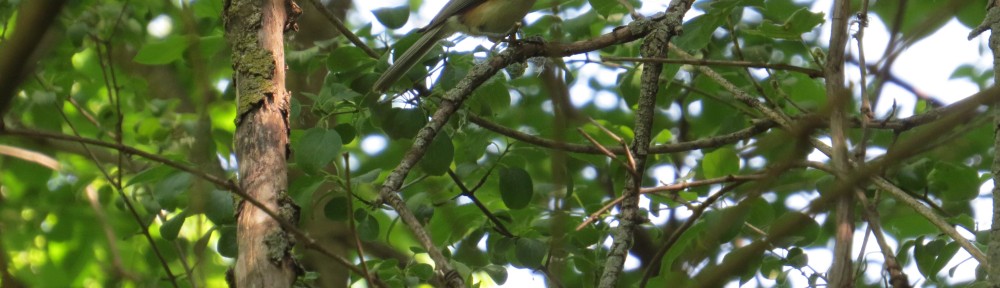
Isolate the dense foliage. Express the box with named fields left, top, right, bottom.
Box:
left=0, top=0, right=996, bottom=287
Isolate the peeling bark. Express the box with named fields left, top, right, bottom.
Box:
left=224, top=0, right=301, bottom=287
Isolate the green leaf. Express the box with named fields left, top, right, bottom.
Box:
left=514, top=238, right=546, bottom=268
left=588, top=0, right=620, bottom=18
left=382, top=108, right=427, bottom=139
left=760, top=255, right=783, bottom=280
left=160, top=211, right=187, bottom=240
left=419, top=132, right=454, bottom=176
left=744, top=8, right=825, bottom=39
left=784, top=8, right=825, bottom=32
left=324, top=197, right=348, bottom=221
left=290, top=175, right=325, bottom=219
left=409, top=263, right=434, bottom=280
left=481, top=264, right=508, bottom=284
left=654, top=129, right=673, bottom=144
left=777, top=72, right=826, bottom=111
left=928, top=162, right=980, bottom=202
left=721, top=243, right=765, bottom=283
left=914, top=237, right=960, bottom=282
left=814, top=175, right=835, bottom=194
left=193, top=0, right=223, bottom=20
left=745, top=197, right=774, bottom=228
left=217, top=225, right=238, bottom=258
left=950, top=64, right=977, bottom=80
left=372, top=6, right=410, bottom=29
left=705, top=0, right=765, bottom=12
left=769, top=212, right=819, bottom=248
left=618, top=69, right=641, bottom=107
left=133, top=36, right=190, bottom=65
left=701, top=147, right=739, bottom=179
left=427, top=204, right=486, bottom=246
left=334, top=123, right=357, bottom=144
left=127, top=165, right=177, bottom=187
left=327, top=46, right=375, bottom=73
left=356, top=209, right=380, bottom=241
left=499, top=167, right=534, bottom=209
left=885, top=210, right=938, bottom=238
left=155, top=172, right=193, bottom=211
left=949, top=215, right=976, bottom=236
left=470, top=79, right=511, bottom=115
left=325, top=82, right=364, bottom=102
left=896, top=158, right=933, bottom=191
left=204, top=190, right=235, bottom=225
left=786, top=247, right=808, bottom=268
left=295, top=127, right=343, bottom=174
left=701, top=207, right=748, bottom=243
left=353, top=169, right=383, bottom=184
left=673, top=14, right=726, bottom=51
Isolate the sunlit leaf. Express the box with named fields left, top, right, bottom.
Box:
left=701, top=147, right=739, bottom=179
left=133, top=36, right=190, bottom=65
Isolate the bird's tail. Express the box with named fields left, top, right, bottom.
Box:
left=373, top=25, right=450, bottom=93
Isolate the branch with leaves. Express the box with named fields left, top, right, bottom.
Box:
left=0, top=127, right=381, bottom=283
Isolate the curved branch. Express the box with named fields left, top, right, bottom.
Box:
left=602, top=56, right=824, bottom=78
left=468, top=114, right=775, bottom=154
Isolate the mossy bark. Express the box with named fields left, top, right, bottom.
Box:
left=223, top=0, right=300, bottom=287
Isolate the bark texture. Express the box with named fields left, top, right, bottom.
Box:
left=224, top=0, right=300, bottom=287
left=985, top=0, right=1000, bottom=285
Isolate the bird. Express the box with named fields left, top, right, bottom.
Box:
left=372, top=0, right=537, bottom=93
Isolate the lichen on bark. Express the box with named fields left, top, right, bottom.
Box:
left=224, top=1, right=277, bottom=122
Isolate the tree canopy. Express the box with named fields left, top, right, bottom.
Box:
left=0, top=0, right=998, bottom=287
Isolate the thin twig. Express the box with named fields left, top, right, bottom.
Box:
left=854, top=188, right=911, bottom=287
left=575, top=173, right=766, bottom=231
left=307, top=0, right=379, bottom=58
left=56, top=97, right=179, bottom=287
left=446, top=169, right=515, bottom=238
left=852, top=0, right=874, bottom=163
left=601, top=56, right=824, bottom=78
left=470, top=113, right=775, bottom=155
left=0, top=144, right=59, bottom=170
left=343, top=154, right=377, bottom=287
left=585, top=118, right=639, bottom=174
left=639, top=182, right=746, bottom=286
left=806, top=161, right=990, bottom=269
left=575, top=128, right=617, bottom=158
left=729, top=19, right=775, bottom=107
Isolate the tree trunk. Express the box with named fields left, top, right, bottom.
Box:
left=224, top=0, right=300, bottom=287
